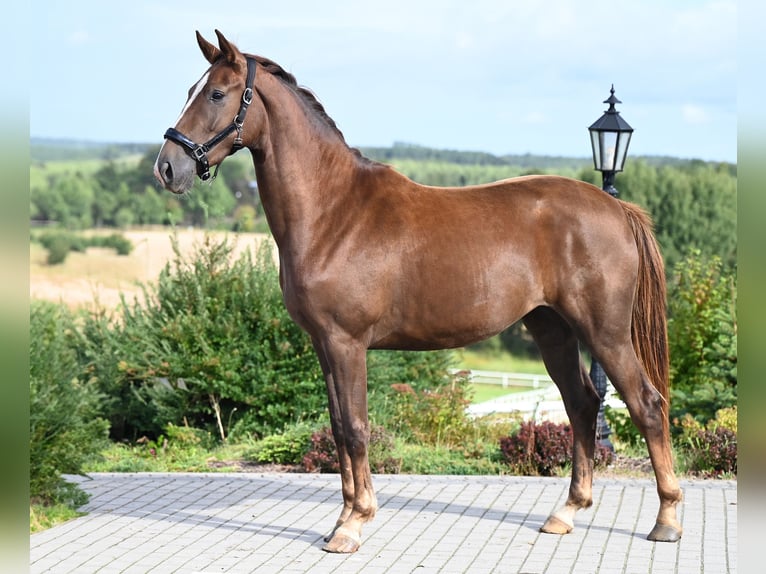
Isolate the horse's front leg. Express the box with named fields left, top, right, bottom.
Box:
left=312, top=338, right=356, bottom=542
left=317, top=337, right=378, bottom=554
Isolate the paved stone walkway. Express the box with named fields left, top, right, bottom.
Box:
left=31, top=473, right=737, bottom=573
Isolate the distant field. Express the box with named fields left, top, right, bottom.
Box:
left=30, top=228, right=272, bottom=309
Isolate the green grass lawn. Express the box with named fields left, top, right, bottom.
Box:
left=469, top=383, right=532, bottom=403
left=455, top=348, right=547, bottom=374
left=456, top=347, right=548, bottom=404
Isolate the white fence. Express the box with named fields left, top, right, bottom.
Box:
left=455, top=368, right=626, bottom=423
left=452, top=368, right=553, bottom=389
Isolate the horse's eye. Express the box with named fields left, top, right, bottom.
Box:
left=211, top=90, right=225, bottom=102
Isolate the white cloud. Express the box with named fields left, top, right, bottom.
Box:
left=682, top=104, right=710, bottom=125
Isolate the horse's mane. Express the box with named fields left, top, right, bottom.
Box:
left=248, top=53, right=371, bottom=162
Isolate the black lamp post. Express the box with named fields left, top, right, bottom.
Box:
left=587, top=85, right=633, bottom=450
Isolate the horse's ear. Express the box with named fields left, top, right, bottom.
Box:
left=196, top=31, right=220, bottom=64
left=214, top=29, right=240, bottom=65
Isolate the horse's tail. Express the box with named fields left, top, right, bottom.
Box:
left=621, top=201, right=670, bottom=422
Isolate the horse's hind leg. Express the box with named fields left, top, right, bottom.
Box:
left=594, top=342, right=683, bottom=541
left=523, top=307, right=601, bottom=535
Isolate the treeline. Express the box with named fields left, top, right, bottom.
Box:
left=30, top=140, right=736, bottom=274
left=31, top=147, right=261, bottom=231
left=362, top=141, right=591, bottom=169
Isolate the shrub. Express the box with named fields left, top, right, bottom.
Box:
left=35, top=230, right=133, bottom=264
left=45, top=235, right=71, bottom=265
left=29, top=301, right=109, bottom=504
left=367, top=348, right=458, bottom=425
left=396, top=442, right=506, bottom=475
left=83, top=234, right=325, bottom=441
left=668, top=250, right=737, bottom=426
left=302, top=427, right=339, bottom=473
left=676, top=406, right=737, bottom=477
left=302, top=426, right=401, bottom=474
left=164, top=422, right=216, bottom=449
left=37, top=230, right=87, bottom=253
left=499, top=420, right=613, bottom=476
left=249, top=423, right=315, bottom=465
left=688, top=427, right=737, bottom=477
left=711, top=406, right=737, bottom=433
left=85, top=424, right=218, bottom=473
left=90, top=233, right=133, bottom=255
left=76, top=306, right=161, bottom=440
left=381, top=372, right=475, bottom=447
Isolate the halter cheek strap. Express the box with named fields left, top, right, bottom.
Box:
left=164, top=56, right=257, bottom=182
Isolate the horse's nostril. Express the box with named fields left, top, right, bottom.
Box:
left=162, top=162, right=174, bottom=185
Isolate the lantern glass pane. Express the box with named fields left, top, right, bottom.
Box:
left=599, top=131, right=618, bottom=172
left=614, top=131, right=632, bottom=172
left=590, top=131, right=601, bottom=169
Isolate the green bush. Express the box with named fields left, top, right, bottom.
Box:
left=83, top=233, right=325, bottom=441
left=37, top=230, right=87, bottom=253
left=366, top=351, right=472, bottom=448
left=248, top=423, right=315, bottom=464
left=85, top=423, right=218, bottom=473
left=382, top=375, right=476, bottom=447
left=36, top=230, right=85, bottom=264
left=396, top=442, right=506, bottom=475
left=667, top=250, right=737, bottom=426
left=29, top=301, right=109, bottom=504
left=89, top=233, right=133, bottom=255
left=45, top=235, right=71, bottom=265
left=76, top=306, right=161, bottom=440
left=35, top=230, right=133, bottom=264
left=367, top=349, right=458, bottom=424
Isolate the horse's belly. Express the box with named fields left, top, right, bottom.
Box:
left=369, top=294, right=529, bottom=351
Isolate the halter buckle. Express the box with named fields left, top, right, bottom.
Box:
left=192, top=145, right=208, bottom=162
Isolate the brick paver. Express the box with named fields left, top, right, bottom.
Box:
left=30, top=473, right=736, bottom=573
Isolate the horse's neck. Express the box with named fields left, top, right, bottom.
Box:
left=251, top=79, right=361, bottom=253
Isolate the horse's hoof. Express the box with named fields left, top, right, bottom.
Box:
left=647, top=523, right=682, bottom=542
left=540, top=515, right=573, bottom=535
left=322, top=531, right=361, bottom=553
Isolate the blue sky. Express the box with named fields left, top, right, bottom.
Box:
left=30, top=0, right=737, bottom=162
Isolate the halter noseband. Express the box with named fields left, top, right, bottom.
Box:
left=164, top=57, right=257, bottom=181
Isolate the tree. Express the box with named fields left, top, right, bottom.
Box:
left=667, top=250, right=737, bottom=426
left=184, top=176, right=237, bottom=227
left=583, top=160, right=737, bottom=274
left=31, top=180, right=71, bottom=225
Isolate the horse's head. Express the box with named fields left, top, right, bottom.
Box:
left=154, top=30, right=264, bottom=194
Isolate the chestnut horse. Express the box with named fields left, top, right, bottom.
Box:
left=154, top=30, right=683, bottom=553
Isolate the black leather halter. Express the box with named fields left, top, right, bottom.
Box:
left=164, top=57, right=257, bottom=181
